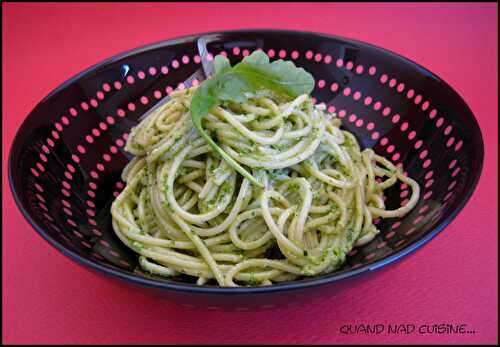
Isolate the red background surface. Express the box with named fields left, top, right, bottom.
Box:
left=2, top=2, right=498, bottom=344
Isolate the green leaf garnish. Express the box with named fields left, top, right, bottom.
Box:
left=191, top=50, right=315, bottom=186
left=214, top=55, right=231, bottom=73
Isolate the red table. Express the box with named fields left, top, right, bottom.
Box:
left=3, top=3, right=498, bottom=344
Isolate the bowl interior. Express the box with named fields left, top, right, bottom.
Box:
left=9, top=30, right=483, bottom=291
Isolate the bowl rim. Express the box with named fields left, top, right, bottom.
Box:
left=8, top=28, right=485, bottom=295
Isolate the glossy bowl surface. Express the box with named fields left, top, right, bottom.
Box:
left=9, top=29, right=484, bottom=308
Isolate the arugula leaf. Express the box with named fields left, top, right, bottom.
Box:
left=232, top=51, right=314, bottom=98
left=214, top=55, right=231, bottom=74
left=191, top=50, right=315, bottom=186
left=212, top=51, right=314, bottom=100
left=214, top=72, right=250, bottom=103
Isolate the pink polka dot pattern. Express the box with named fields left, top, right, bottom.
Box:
left=451, top=167, right=461, bottom=177
left=117, top=109, right=126, bottom=117
left=382, top=107, right=391, bottom=116
left=392, top=221, right=402, bottom=230
left=394, top=240, right=406, bottom=248
left=423, top=191, right=433, bottom=200
left=102, top=82, right=111, bottom=92
left=448, top=159, right=457, bottom=169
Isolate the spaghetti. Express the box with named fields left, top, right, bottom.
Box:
left=111, top=86, right=420, bottom=287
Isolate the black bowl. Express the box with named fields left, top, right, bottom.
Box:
left=9, top=29, right=484, bottom=309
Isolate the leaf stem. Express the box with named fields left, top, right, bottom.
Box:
left=193, top=117, right=263, bottom=187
